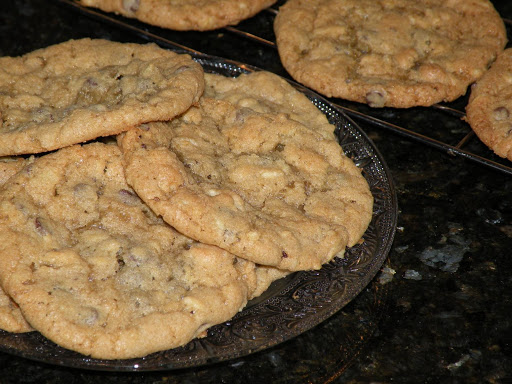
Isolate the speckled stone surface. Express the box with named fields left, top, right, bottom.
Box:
left=1, top=0, right=512, bottom=383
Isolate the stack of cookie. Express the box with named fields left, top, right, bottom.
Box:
left=0, top=39, right=373, bottom=359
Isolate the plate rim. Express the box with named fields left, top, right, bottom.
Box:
left=0, top=53, right=397, bottom=372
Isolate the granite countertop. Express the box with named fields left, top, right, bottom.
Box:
left=1, top=0, right=512, bottom=383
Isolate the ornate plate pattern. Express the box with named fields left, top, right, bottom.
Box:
left=0, top=55, right=397, bottom=371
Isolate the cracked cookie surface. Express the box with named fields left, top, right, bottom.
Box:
left=466, top=49, right=512, bottom=161
left=0, top=143, right=268, bottom=359
left=0, top=38, right=204, bottom=156
left=78, top=0, right=277, bottom=31
left=274, top=0, right=506, bottom=108
left=119, top=72, right=373, bottom=271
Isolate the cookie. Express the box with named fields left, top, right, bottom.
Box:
left=0, top=38, right=204, bottom=156
left=118, top=72, right=373, bottom=271
left=78, top=0, right=277, bottom=31
left=274, top=0, right=507, bottom=108
left=465, top=49, right=512, bottom=161
left=0, top=156, right=33, bottom=333
left=0, top=143, right=269, bottom=359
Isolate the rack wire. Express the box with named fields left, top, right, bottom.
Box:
left=57, top=0, right=512, bottom=176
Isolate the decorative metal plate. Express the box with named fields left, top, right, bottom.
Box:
left=0, top=55, right=397, bottom=371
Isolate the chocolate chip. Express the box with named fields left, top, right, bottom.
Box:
left=24, top=163, right=34, bottom=174
left=299, top=49, right=310, bottom=57
left=34, top=217, right=48, bottom=236
left=118, top=189, right=140, bottom=206
left=119, top=188, right=135, bottom=196
left=304, top=180, right=312, bottom=196
left=86, top=78, right=98, bottom=87
left=116, top=256, right=125, bottom=269
left=235, top=107, right=254, bottom=123
left=274, top=143, right=285, bottom=152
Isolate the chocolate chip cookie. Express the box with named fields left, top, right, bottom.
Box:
left=0, top=38, right=204, bottom=156
left=119, top=72, right=373, bottom=271
left=274, top=0, right=507, bottom=108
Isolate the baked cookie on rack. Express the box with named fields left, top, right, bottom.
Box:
left=0, top=38, right=204, bottom=156
left=0, top=143, right=276, bottom=359
left=274, top=0, right=507, bottom=108
left=465, top=48, right=512, bottom=161
left=78, top=0, right=277, bottom=31
left=118, top=71, right=373, bottom=272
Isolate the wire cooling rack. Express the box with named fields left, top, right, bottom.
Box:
left=57, top=0, right=512, bottom=176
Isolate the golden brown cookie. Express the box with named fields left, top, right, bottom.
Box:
left=78, top=0, right=277, bottom=31
left=119, top=72, right=373, bottom=272
left=0, top=143, right=268, bottom=359
left=465, top=48, right=512, bottom=161
left=274, top=0, right=507, bottom=108
left=0, top=157, right=33, bottom=333
left=0, top=38, right=204, bottom=156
